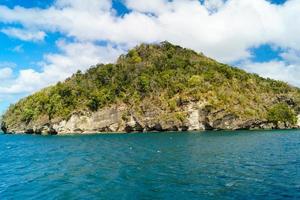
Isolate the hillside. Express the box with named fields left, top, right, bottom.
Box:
left=2, top=41, right=300, bottom=134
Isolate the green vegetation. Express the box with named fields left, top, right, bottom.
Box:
left=2, top=41, right=300, bottom=129
left=267, top=103, right=297, bottom=125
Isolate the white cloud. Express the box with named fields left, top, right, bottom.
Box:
left=241, top=60, right=300, bottom=87
left=204, top=0, right=226, bottom=12
left=281, top=49, right=300, bottom=64
left=125, top=0, right=170, bottom=15
left=0, top=41, right=124, bottom=95
left=0, top=0, right=300, bottom=98
left=0, top=0, right=299, bottom=62
left=0, top=68, right=13, bottom=80
left=1, top=27, right=46, bottom=41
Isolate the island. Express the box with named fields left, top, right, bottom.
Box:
left=1, top=42, right=300, bottom=135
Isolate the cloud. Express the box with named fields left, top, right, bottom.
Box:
left=281, top=49, right=300, bottom=64
left=54, top=0, right=112, bottom=11
left=241, top=60, right=300, bottom=86
left=0, top=0, right=300, bottom=101
left=0, top=0, right=299, bottom=62
left=239, top=47, right=300, bottom=87
left=204, top=0, right=226, bottom=12
left=11, top=44, right=24, bottom=53
left=1, top=27, right=46, bottom=41
left=0, top=67, right=13, bottom=80
left=0, top=41, right=124, bottom=95
left=0, top=62, right=16, bottom=68
left=125, top=0, right=170, bottom=15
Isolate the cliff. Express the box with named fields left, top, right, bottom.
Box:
left=2, top=41, right=300, bottom=135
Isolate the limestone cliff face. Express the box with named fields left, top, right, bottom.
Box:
left=52, top=106, right=126, bottom=134
left=2, top=101, right=299, bottom=135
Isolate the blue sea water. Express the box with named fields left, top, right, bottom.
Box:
left=0, top=130, right=300, bottom=200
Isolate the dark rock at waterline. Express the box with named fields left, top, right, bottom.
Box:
left=1, top=122, right=7, bottom=133
left=25, top=129, right=34, bottom=134
left=35, top=125, right=58, bottom=135
left=48, top=127, right=58, bottom=135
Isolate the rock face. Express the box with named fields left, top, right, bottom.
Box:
left=2, top=102, right=299, bottom=135
left=187, top=103, right=205, bottom=131
left=53, top=106, right=125, bottom=134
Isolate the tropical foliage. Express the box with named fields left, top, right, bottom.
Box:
left=267, top=103, right=297, bottom=125
left=2, top=41, right=300, bottom=128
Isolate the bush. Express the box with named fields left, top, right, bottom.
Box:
left=128, top=49, right=142, bottom=63
left=188, top=75, right=203, bottom=87
left=87, top=97, right=100, bottom=111
left=267, top=103, right=297, bottom=125
left=138, top=75, right=150, bottom=93
left=21, top=109, right=34, bottom=123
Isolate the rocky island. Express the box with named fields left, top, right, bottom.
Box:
left=1, top=42, right=300, bottom=135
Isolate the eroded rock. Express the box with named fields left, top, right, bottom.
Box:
left=3, top=101, right=300, bottom=134
left=212, top=114, right=240, bottom=130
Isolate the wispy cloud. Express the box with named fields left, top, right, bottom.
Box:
left=0, top=67, right=13, bottom=80
left=1, top=27, right=46, bottom=42
left=11, top=44, right=24, bottom=53
left=0, top=62, right=16, bottom=68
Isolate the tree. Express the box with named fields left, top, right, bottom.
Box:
left=21, top=108, right=34, bottom=123
left=267, top=103, right=297, bottom=125
left=188, top=75, right=203, bottom=87
left=138, top=75, right=150, bottom=93
left=87, top=96, right=100, bottom=111
left=128, top=49, right=142, bottom=63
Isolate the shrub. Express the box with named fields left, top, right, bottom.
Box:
left=87, top=97, right=100, bottom=111
left=267, top=103, right=297, bottom=125
left=138, top=75, right=150, bottom=93
left=188, top=75, right=203, bottom=87
left=128, top=49, right=142, bottom=63
left=21, top=109, right=34, bottom=123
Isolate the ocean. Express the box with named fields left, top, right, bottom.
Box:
left=0, top=130, right=300, bottom=199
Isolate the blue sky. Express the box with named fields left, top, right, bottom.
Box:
left=0, top=0, right=299, bottom=114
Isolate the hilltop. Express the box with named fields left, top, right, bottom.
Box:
left=2, top=41, right=300, bottom=134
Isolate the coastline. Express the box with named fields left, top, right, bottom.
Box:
left=2, top=126, right=299, bottom=136
left=3, top=102, right=300, bottom=136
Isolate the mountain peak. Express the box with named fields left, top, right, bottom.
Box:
left=117, top=41, right=206, bottom=65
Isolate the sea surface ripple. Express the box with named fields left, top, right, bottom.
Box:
left=0, top=130, right=300, bottom=199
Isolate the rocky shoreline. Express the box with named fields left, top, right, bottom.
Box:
left=2, top=102, right=300, bottom=135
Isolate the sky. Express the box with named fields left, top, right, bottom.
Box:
left=0, top=0, right=300, bottom=114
